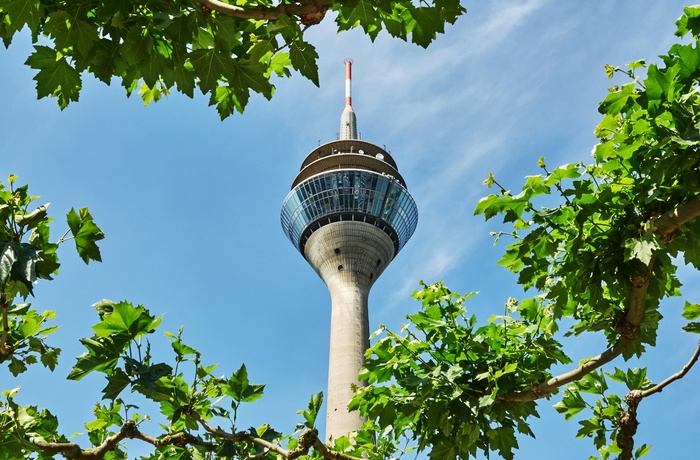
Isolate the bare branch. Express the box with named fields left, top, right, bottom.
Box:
left=191, top=412, right=296, bottom=457
left=617, top=340, right=700, bottom=459
left=31, top=420, right=137, bottom=459
left=639, top=339, right=700, bottom=399
left=191, top=411, right=364, bottom=460
left=193, top=0, right=333, bottom=22
left=312, top=439, right=367, bottom=460
left=25, top=407, right=365, bottom=460
left=30, top=420, right=218, bottom=459
left=645, top=194, right=700, bottom=237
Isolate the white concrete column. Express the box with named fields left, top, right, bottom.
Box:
left=325, top=275, right=370, bottom=440
left=303, top=221, right=395, bottom=442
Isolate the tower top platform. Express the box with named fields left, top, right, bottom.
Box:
left=291, top=139, right=406, bottom=188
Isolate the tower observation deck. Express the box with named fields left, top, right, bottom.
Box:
left=280, top=60, right=418, bottom=441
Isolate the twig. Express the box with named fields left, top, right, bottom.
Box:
left=192, top=411, right=364, bottom=460
left=617, top=340, right=700, bottom=460
left=30, top=420, right=219, bottom=459
left=0, top=295, right=10, bottom=361
left=194, top=0, right=333, bottom=21
left=638, top=339, right=700, bottom=398
left=191, top=412, right=294, bottom=457
left=313, top=439, right=367, bottom=460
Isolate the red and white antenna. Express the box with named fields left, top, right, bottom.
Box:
left=344, top=58, right=354, bottom=110
left=340, top=58, right=357, bottom=139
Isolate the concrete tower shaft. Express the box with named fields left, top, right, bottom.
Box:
left=304, top=221, right=394, bottom=439
left=280, top=61, right=418, bottom=442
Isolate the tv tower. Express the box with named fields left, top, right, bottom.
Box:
left=280, top=60, right=418, bottom=441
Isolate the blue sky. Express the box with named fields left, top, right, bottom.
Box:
left=1, top=1, right=698, bottom=458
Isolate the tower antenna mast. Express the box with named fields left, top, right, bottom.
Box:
left=340, top=58, right=357, bottom=140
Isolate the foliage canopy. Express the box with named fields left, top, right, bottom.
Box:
left=0, top=0, right=465, bottom=118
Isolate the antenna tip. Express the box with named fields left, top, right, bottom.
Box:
left=344, top=58, right=354, bottom=65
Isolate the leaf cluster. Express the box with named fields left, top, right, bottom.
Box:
left=0, top=176, right=103, bottom=375
left=1, top=295, right=332, bottom=460
left=473, top=14, right=700, bottom=353
left=352, top=6, right=700, bottom=460
left=0, top=0, right=466, bottom=118
left=553, top=368, right=652, bottom=460
left=351, top=283, right=571, bottom=460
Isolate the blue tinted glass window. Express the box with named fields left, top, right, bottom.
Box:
left=281, top=169, right=418, bottom=254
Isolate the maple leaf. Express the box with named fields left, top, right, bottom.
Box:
left=25, top=45, right=81, bottom=109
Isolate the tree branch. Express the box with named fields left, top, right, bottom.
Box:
left=193, top=0, right=333, bottom=22
left=645, top=194, right=700, bottom=237
left=501, top=257, right=653, bottom=402
left=191, top=412, right=364, bottom=460
left=31, top=420, right=137, bottom=459
left=617, top=340, right=700, bottom=460
left=312, top=439, right=367, bottom=460
left=501, top=195, right=700, bottom=403
left=0, top=294, right=11, bottom=363
left=191, top=412, right=296, bottom=457
left=30, top=420, right=221, bottom=459
left=638, top=339, right=700, bottom=399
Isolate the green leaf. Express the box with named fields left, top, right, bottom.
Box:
left=297, top=392, right=323, bottom=428
left=14, top=204, right=48, bottom=229
left=269, top=51, right=291, bottom=78
left=224, top=363, right=250, bottom=401
left=120, top=25, right=153, bottom=66
left=682, top=322, right=700, bottom=334
left=676, top=5, right=700, bottom=37
left=91, top=301, right=161, bottom=339
left=0, top=242, right=17, bottom=285
left=0, top=0, right=44, bottom=35
left=190, top=48, right=236, bottom=92
left=635, top=444, right=652, bottom=458
left=576, top=418, right=600, bottom=438
left=102, top=368, right=131, bottom=400
left=337, top=0, right=381, bottom=38
left=66, top=207, right=104, bottom=264
left=623, top=236, right=660, bottom=265
left=67, top=335, right=130, bottom=380
left=554, top=389, right=587, bottom=420
left=45, top=11, right=98, bottom=57
left=171, top=337, right=199, bottom=359
left=8, top=358, right=28, bottom=376
left=682, top=301, right=700, bottom=320
left=39, top=346, right=59, bottom=371
left=230, top=59, right=273, bottom=99
left=625, top=367, right=647, bottom=391
left=25, top=45, right=81, bottom=109
left=68, top=351, right=119, bottom=381
left=289, top=41, right=319, bottom=86
left=486, top=427, right=518, bottom=460
left=545, top=163, right=582, bottom=186
left=599, top=83, right=636, bottom=115
left=402, top=5, right=443, bottom=48
left=135, top=362, right=173, bottom=395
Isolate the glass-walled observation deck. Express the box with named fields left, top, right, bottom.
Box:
left=281, top=169, right=418, bottom=256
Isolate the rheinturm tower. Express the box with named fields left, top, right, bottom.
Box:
left=280, top=60, right=418, bottom=441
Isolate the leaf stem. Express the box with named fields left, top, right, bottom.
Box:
left=0, top=294, right=10, bottom=361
